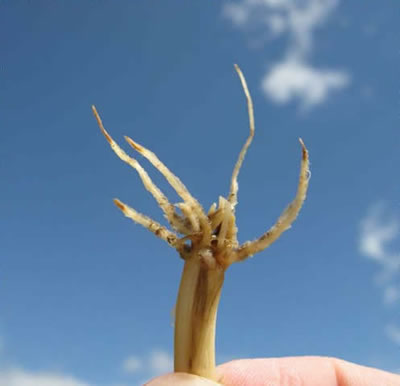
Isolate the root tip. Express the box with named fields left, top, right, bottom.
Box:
left=113, top=198, right=125, bottom=211
left=125, top=136, right=143, bottom=152
left=234, top=63, right=242, bottom=75
left=299, top=138, right=308, bottom=161
left=92, top=105, right=112, bottom=144
left=102, top=129, right=112, bottom=144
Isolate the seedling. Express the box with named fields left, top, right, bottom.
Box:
left=92, top=65, right=310, bottom=382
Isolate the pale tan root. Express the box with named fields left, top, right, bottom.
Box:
left=176, top=203, right=200, bottom=233
left=227, top=64, right=255, bottom=209
left=217, top=197, right=232, bottom=249
left=113, top=198, right=178, bottom=247
left=234, top=139, right=310, bottom=262
left=125, top=135, right=212, bottom=246
left=92, top=105, right=190, bottom=235
left=209, top=208, right=224, bottom=232
left=225, top=209, right=238, bottom=249
left=207, top=202, right=217, bottom=216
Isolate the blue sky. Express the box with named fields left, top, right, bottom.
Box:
left=1, top=1, right=400, bottom=385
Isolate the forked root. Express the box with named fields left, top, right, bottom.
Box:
left=95, top=64, right=310, bottom=382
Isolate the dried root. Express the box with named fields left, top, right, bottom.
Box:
left=94, top=65, right=310, bottom=381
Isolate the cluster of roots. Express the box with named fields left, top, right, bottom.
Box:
left=93, top=65, right=310, bottom=271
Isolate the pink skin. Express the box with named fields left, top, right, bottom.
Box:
left=145, top=357, right=400, bottom=386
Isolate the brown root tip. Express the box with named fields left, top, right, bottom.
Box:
left=299, top=138, right=308, bottom=161
left=125, top=136, right=143, bottom=153
left=101, top=128, right=112, bottom=144
left=92, top=105, right=112, bottom=144
left=113, top=198, right=125, bottom=211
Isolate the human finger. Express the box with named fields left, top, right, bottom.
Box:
left=216, top=356, right=400, bottom=386
left=144, top=372, right=221, bottom=386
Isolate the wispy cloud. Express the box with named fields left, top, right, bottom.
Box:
left=0, top=347, right=173, bottom=386
left=359, top=203, right=400, bottom=345
left=122, top=349, right=173, bottom=381
left=359, top=203, right=400, bottom=283
left=223, top=0, right=350, bottom=109
left=0, top=350, right=173, bottom=386
left=383, top=286, right=400, bottom=306
left=261, top=59, right=348, bottom=107
left=0, top=369, right=90, bottom=386
left=148, top=350, right=173, bottom=374
left=385, top=324, right=400, bottom=345
left=122, top=356, right=143, bottom=374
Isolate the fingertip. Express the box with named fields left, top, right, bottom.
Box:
left=144, top=372, right=221, bottom=386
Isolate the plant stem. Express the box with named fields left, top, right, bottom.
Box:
left=174, top=256, right=225, bottom=380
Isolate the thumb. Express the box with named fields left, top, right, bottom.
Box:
left=144, top=372, right=221, bottom=385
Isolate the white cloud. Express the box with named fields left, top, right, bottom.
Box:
left=262, top=58, right=349, bottom=108
left=267, top=14, right=287, bottom=35
left=0, top=348, right=172, bottom=386
left=223, top=0, right=350, bottom=108
left=385, top=324, right=400, bottom=345
left=384, top=286, right=400, bottom=306
left=360, top=204, right=400, bottom=344
left=149, top=350, right=173, bottom=374
left=121, top=349, right=173, bottom=381
left=224, top=3, right=249, bottom=26
left=0, top=369, right=90, bottom=386
left=359, top=204, right=400, bottom=274
left=122, top=356, right=142, bottom=374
